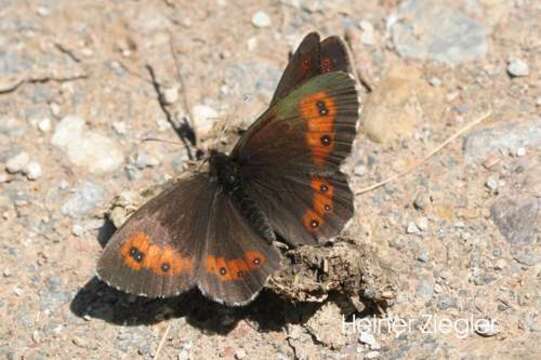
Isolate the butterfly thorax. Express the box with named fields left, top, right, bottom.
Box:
left=209, top=150, right=276, bottom=243
left=209, top=151, right=241, bottom=193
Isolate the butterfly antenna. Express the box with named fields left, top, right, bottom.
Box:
left=355, top=111, right=492, bottom=195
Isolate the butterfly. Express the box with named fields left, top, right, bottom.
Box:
left=97, top=32, right=361, bottom=306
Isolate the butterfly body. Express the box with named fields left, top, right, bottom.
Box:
left=97, top=32, right=361, bottom=305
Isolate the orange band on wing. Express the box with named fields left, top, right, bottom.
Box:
left=120, top=232, right=193, bottom=276
left=298, top=91, right=336, bottom=167
left=205, top=250, right=266, bottom=282
left=302, top=177, right=335, bottom=233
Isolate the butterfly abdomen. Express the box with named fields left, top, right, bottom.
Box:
left=231, top=187, right=276, bottom=243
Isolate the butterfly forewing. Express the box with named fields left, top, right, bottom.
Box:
left=97, top=174, right=213, bottom=297
left=234, top=72, right=359, bottom=245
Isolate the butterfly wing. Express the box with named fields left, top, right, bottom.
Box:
left=97, top=173, right=281, bottom=304
left=232, top=71, right=360, bottom=245
left=197, top=190, right=281, bottom=305
left=270, top=32, right=353, bottom=105
left=97, top=174, right=213, bottom=297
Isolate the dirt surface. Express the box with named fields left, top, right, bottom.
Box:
left=1, top=0, right=541, bottom=359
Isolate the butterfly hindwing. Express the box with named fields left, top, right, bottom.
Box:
left=197, top=190, right=281, bottom=305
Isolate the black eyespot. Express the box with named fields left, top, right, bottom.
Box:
left=129, top=247, right=144, bottom=262
left=320, top=184, right=328, bottom=193
left=320, top=135, right=331, bottom=146
left=310, top=220, right=319, bottom=228
left=324, top=204, right=332, bottom=212
left=316, top=100, right=328, bottom=115
left=252, top=258, right=261, bottom=266
left=219, top=267, right=227, bottom=275
left=161, top=263, right=170, bottom=272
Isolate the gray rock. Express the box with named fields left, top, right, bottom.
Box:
left=437, top=294, right=457, bottom=310
left=463, top=118, right=541, bottom=164
left=392, top=0, right=488, bottom=64
left=61, top=181, right=105, bottom=218
left=507, top=58, right=529, bottom=77
left=491, top=196, right=540, bottom=246
left=52, top=115, right=124, bottom=174
left=416, top=278, right=434, bottom=301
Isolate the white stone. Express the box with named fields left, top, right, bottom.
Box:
left=52, top=115, right=124, bottom=174
left=416, top=216, right=429, bottom=231
left=24, top=161, right=42, bottom=180
left=51, top=115, right=85, bottom=147
left=406, top=222, right=420, bottom=234
left=252, top=11, right=271, bottom=28
left=6, top=152, right=30, bottom=173
left=358, top=331, right=379, bottom=350
left=163, top=85, right=179, bottom=104
left=38, top=118, right=52, bottom=133
left=507, top=58, right=529, bottom=77
left=516, top=147, right=526, bottom=157
left=192, top=104, right=219, bottom=137
left=112, top=121, right=127, bottom=135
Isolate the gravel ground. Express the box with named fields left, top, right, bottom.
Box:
left=1, top=0, right=540, bottom=359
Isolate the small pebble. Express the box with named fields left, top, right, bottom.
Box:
left=535, top=97, right=541, bottom=107
left=358, top=331, right=379, bottom=350
left=507, top=58, right=529, bottom=77
left=475, top=319, right=499, bottom=337
left=235, top=349, right=247, bottom=359
left=417, top=248, right=429, bottom=263
left=485, top=176, right=499, bottom=191
left=50, top=102, right=61, bottom=117
left=38, top=118, right=52, bottom=133
left=6, top=152, right=30, bottom=173
left=3, top=269, right=12, bottom=277
left=482, top=154, right=500, bottom=169
left=416, top=216, right=429, bottom=231
left=429, top=77, right=442, bottom=87
left=252, top=11, right=271, bottom=28
left=72, top=224, right=84, bottom=237
left=23, top=161, right=42, bottom=180
left=13, top=287, right=24, bottom=296
left=516, top=147, right=526, bottom=157
left=192, top=104, right=219, bottom=137
left=112, top=121, right=127, bottom=135
left=406, top=222, right=421, bottom=234
left=494, top=258, right=507, bottom=270
left=163, top=85, right=179, bottom=104
left=36, top=6, right=50, bottom=16
left=413, top=193, right=430, bottom=210
left=32, top=330, right=41, bottom=343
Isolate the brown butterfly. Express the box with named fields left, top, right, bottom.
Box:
left=97, top=32, right=360, bottom=305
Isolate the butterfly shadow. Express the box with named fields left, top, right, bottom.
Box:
left=71, top=274, right=332, bottom=334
